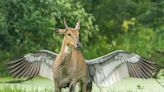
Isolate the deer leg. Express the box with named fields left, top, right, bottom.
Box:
left=69, top=80, right=77, bottom=92
left=82, top=82, right=87, bottom=92
left=54, top=80, right=61, bottom=92
left=54, top=84, right=61, bottom=92
left=79, top=80, right=87, bottom=92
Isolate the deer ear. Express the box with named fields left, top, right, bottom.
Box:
left=56, top=29, right=66, bottom=34
left=75, top=20, right=80, bottom=31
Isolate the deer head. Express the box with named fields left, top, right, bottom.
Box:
left=56, top=19, right=82, bottom=49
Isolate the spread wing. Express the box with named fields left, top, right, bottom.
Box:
left=7, top=50, right=57, bottom=80
left=86, top=50, right=160, bottom=87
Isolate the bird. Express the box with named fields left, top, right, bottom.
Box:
left=6, top=49, right=162, bottom=88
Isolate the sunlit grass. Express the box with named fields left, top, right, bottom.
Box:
left=0, top=70, right=163, bottom=92
left=0, top=85, right=52, bottom=92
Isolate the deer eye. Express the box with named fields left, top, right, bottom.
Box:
left=67, top=34, right=71, bottom=36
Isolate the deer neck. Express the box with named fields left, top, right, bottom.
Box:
left=60, top=40, right=72, bottom=56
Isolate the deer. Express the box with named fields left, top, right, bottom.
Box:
left=52, top=19, right=90, bottom=92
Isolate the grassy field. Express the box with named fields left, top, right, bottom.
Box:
left=0, top=70, right=164, bottom=92
left=1, top=65, right=163, bottom=92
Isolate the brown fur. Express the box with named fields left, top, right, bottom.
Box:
left=53, top=22, right=90, bottom=92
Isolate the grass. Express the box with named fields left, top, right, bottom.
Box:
left=0, top=77, right=53, bottom=92
left=0, top=85, right=52, bottom=92
left=0, top=70, right=164, bottom=92
left=0, top=78, right=163, bottom=92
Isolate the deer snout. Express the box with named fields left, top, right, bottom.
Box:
left=76, top=42, right=82, bottom=48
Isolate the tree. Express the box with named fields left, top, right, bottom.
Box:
left=0, top=0, right=98, bottom=76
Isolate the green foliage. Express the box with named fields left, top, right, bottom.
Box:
left=79, top=0, right=164, bottom=61
left=0, top=0, right=98, bottom=76
left=0, top=0, right=164, bottom=76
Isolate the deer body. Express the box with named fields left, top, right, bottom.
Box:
left=53, top=21, right=89, bottom=92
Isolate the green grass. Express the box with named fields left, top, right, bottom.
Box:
left=0, top=85, right=52, bottom=92
left=0, top=78, right=163, bottom=92
left=0, top=71, right=164, bottom=92
left=0, top=77, right=53, bottom=92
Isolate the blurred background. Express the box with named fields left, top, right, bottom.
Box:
left=0, top=0, right=163, bottom=76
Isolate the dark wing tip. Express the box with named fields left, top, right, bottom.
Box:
left=6, top=58, right=41, bottom=78
left=128, top=58, right=160, bottom=79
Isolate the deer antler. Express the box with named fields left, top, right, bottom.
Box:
left=64, top=18, right=68, bottom=29
left=75, top=19, right=80, bottom=31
